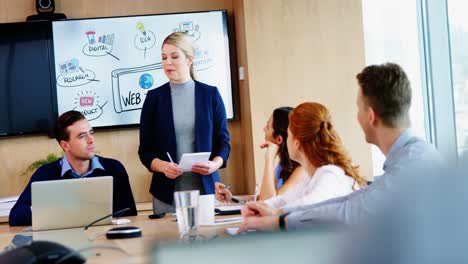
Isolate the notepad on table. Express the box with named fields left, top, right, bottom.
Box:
left=200, top=216, right=243, bottom=226
left=215, top=205, right=243, bottom=215
left=225, top=227, right=256, bottom=236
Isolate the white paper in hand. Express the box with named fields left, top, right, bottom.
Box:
left=178, top=152, right=211, bottom=172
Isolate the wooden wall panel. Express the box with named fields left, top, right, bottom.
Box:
left=242, top=0, right=372, bottom=191
left=0, top=1, right=35, bottom=23
left=231, top=0, right=255, bottom=194
left=57, top=0, right=232, bottom=19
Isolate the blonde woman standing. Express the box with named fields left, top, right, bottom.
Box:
left=138, top=32, right=230, bottom=214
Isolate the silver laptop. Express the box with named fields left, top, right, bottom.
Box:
left=32, top=176, right=113, bottom=231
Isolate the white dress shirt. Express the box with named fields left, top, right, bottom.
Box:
left=264, top=165, right=358, bottom=208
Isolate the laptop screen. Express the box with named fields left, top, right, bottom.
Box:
left=31, top=176, right=113, bottom=231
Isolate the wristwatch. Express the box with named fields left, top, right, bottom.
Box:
left=279, top=212, right=290, bottom=231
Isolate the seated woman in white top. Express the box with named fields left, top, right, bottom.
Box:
left=261, top=102, right=367, bottom=209
left=215, top=107, right=306, bottom=202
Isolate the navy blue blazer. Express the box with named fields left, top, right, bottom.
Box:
left=138, top=81, right=230, bottom=204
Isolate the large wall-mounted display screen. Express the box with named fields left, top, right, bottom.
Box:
left=52, top=10, right=233, bottom=128
left=0, top=22, right=55, bottom=137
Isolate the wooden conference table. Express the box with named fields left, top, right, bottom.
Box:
left=0, top=210, right=242, bottom=263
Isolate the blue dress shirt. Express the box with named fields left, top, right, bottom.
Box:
left=60, top=156, right=105, bottom=178
left=275, top=164, right=284, bottom=190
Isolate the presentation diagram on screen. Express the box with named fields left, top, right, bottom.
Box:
left=52, top=11, right=233, bottom=128
left=111, top=62, right=163, bottom=113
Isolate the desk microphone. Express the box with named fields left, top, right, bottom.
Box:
left=105, top=226, right=142, bottom=239
left=83, top=208, right=142, bottom=240
left=84, top=207, right=130, bottom=230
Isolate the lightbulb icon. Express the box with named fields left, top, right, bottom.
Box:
left=137, top=22, right=146, bottom=36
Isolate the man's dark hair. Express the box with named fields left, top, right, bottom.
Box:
left=356, top=62, right=412, bottom=128
left=54, top=110, right=86, bottom=143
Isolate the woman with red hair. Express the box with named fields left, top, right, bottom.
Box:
left=262, top=102, right=367, bottom=208
left=215, top=107, right=306, bottom=202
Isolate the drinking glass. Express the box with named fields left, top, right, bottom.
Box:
left=174, top=190, right=200, bottom=240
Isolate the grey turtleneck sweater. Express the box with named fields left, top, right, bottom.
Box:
left=170, top=80, right=204, bottom=193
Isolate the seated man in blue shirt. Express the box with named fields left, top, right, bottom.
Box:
left=239, top=62, right=441, bottom=232
left=9, top=111, right=137, bottom=226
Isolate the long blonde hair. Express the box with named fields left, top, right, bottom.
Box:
left=162, top=32, right=197, bottom=80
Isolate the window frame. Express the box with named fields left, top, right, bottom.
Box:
left=418, top=0, right=458, bottom=162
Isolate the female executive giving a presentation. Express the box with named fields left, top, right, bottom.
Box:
left=138, top=32, right=231, bottom=214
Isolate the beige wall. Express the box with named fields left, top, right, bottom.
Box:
left=241, top=0, right=372, bottom=191
left=0, top=0, right=372, bottom=200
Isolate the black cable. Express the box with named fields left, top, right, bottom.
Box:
left=83, top=207, right=130, bottom=230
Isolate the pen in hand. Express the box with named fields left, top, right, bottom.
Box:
left=225, top=184, right=240, bottom=203
left=165, top=152, right=183, bottom=179
left=166, top=152, right=174, bottom=163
